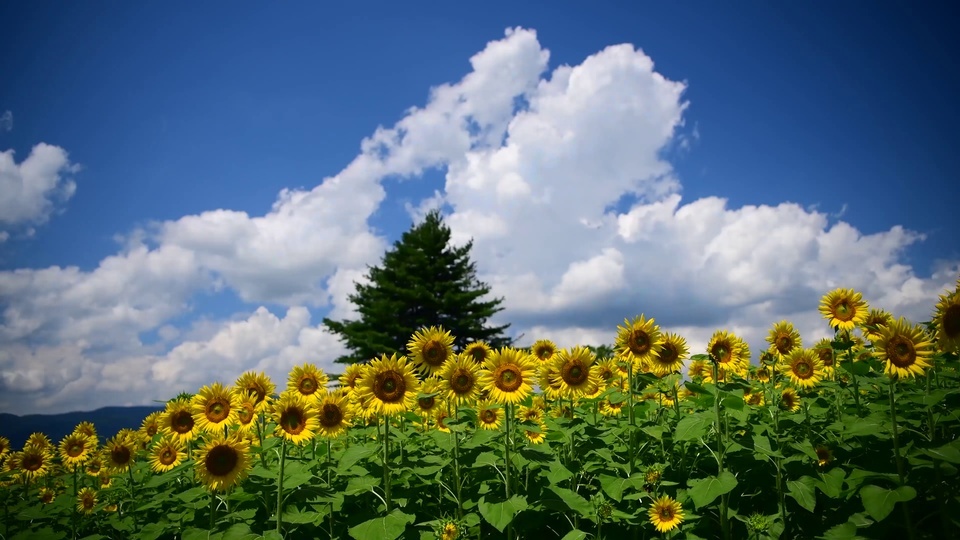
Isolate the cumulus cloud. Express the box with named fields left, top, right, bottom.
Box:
left=0, top=27, right=956, bottom=414
left=0, top=143, right=78, bottom=231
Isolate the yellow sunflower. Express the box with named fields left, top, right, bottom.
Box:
left=416, top=379, right=444, bottom=417
left=523, top=423, right=547, bottom=445
left=149, top=436, right=186, bottom=473
left=232, top=390, right=260, bottom=433
left=315, top=392, right=354, bottom=439
left=463, top=341, right=493, bottom=365
left=19, top=445, right=53, bottom=481
left=234, top=370, right=276, bottom=412
left=649, top=333, right=689, bottom=377
left=530, top=339, right=558, bottom=364
left=781, top=348, right=824, bottom=390
left=192, top=382, right=240, bottom=434
left=517, top=404, right=545, bottom=424
left=476, top=401, right=503, bottom=430
left=873, top=316, right=935, bottom=379
left=26, top=432, right=52, bottom=452
left=140, top=411, right=162, bottom=441
left=356, top=353, right=421, bottom=416
left=859, top=308, right=893, bottom=341
left=440, top=520, right=460, bottom=540
left=819, top=288, right=869, bottom=331
left=59, top=432, right=96, bottom=468
left=74, top=421, right=97, bottom=441
left=0, top=436, right=9, bottom=462
left=339, top=363, right=364, bottom=393
left=537, top=361, right=564, bottom=400
left=478, top=348, right=537, bottom=404
left=600, top=397, right=626, bottom=417
left=440, top=354, right=481, bottom=406
left=433, top=408, right=452, bottom=433
left=933, top=289, right=960, bottom=353
left=616, top=315, right=664, bottom=369
left=766, top=321, right=802, bottom=358
left=104, top=432, right=137, bottom=473
left=707, top=331, right=749, bottom=376
left=815, top=445, right=833, bottom=468
left=779, top=387, right=801, bottom=412
left=84, top=455, right=103, bottom=477
left=595, top=358, right=618, bottom=383
left=271, top=391, right=319, bottom=445
left=194, top=432, right=251, bottom=492
left=38, top=486, right=56, bottom=504
left=287, top=362, right=329, bottom=401
left=754, top=365, right=772, bottom=383
left=77, top=487, right=97, bottom=514
left=648, top=495, right=685, bottom=533
left=687, top=358, right=711, bottom=381
left=161, top=398, right=199, bottom=443
left=97, top=471, right=112, bottom=488
left=744, top=389, right=765, bottom=406
left=813, top=338, right=837, bottom=378
left=550, top=346, right=600, bottom=399
left=408, top=326, right=456, bottom=377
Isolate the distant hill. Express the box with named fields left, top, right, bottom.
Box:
left=0, top=406, right=164, bottom=449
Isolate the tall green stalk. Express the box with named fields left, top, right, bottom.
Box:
left=888, top=380, right=917, bottom=540
left=504, top=403, right=514, bottom=540
left=627, top=362, right=636, bottom=476
left=383, top=416, right=392, bottom=512
left=276, top=439, right=287, bottom=535
left=712, top=361, right=730, bottom=540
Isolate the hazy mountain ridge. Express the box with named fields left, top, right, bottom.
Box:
left=0, top=406, right=164, bottom=449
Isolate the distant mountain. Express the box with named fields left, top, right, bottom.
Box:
left=0, top=406, right=164, bottom=449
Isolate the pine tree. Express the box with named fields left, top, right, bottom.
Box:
left=323, top=210, right=512, bottom=365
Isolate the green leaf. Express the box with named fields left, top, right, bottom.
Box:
left=598, top=474, right=644, bottom=502
left=472, top=451, right=501, bottom=469
left=560, top=530, right=589, bottom=540
left=345, top=475, right=380, bottom=496
left=282, top=506, right=319, bottom=525
left=921, top=440, right=960, bottom=464
left=546, top=462, right=574, bottom=485
left=478, top=495, right=528, bottom=532
left=859, top=485, right=916, bottom=522
left=347, top=510, right=415, bottom=540
left=820, top=521, right=862, bottom=540
left=337, top=445, right=377, bottom=474
left=688, top=471, right=738, bottom=509
left=545, top=486, right=594, bottom=520
left=816, top=468, right=846, bottom=498
left=136, top=523, right=170, bottom=540
left=753, top=435, right=784, bottom=460
left=674, top=412, right=713, bottom=442
left=221, top=523, right=260, bottom=540
left=786, top=477, right=817, bottom=512
left=180, top=529, right=209, bottom=540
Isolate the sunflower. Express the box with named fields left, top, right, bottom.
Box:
left=271, top=391, right=319, bottom=445
left=160, top=398, right=198, bottom=443
left=416, top=379, right=444, bottom=416
left=74, top=422, right=97, bottom=441
left=59, top=432, right=95, bottom=468
left=356, top=353, right=421, bottom=416
left=140, top=411, right=162, bottom=442
left=873, top=316, right=935, bottom=380
left=192, top=382, right=240, bottom=434
left=194, top=432, right=251, bottom=492
left=815, top=445, right=833, bottom=468
left=595, top=358, right=618, bottom=383
left=744, top=389, right=764, bottom=406
left=315, top=392, right=354, bottom=439
left=530, top=339, right=558, bottom=364
left=767, top=321, right=802, bottom=358
left=517, top=405, right=545, bottom=424
left=149, top=436, right=186, bottom=473
left=84, top=455, right=103, bottom=477
left=616, top=315, right=664, bottom=369
left=439, top=520, right=460, bottom=540
left=339, top=363, right=364, bottom=393
left=537, top=361, right=564, bottom=401
left=779, top=387, right=801, bottom=412
left=38, top=486, right=56, bottom=504
left=463, top=341, right=493, bottom=365
left=812, top=338, right=836, bottom=378
left=232, top=390, right=259, bottom=433
left=97, top=471, right=112, bottom=488
left=687, top=358, right=711, bottom=381
left=77, top=487, right=97, bottom=514
left=754, top=365, right=772, bottom=383
left=19, top=445, right=52, bottom=481
left=288, top=363, right=329, bottom=400
left=819, top=288, right=869, bottom=331
left=440, top=354, right=481, bottom=406
left=648, top=495, right=684, bottom=533
left=476, top=401, right=503, bottom=430
left=707, top=331, right=749, bottom=376
left=549, top=346, right=600, bottom=399
left=479, top=348, right=537, bottom=405
left=781, top=348, right=824, bottom=390
left=859, top=308, right=893, bottom=341
left=3, top=451, right=21, bottom=482
left=408, top=326, right=456, bottom=377
left=104, top=432, right=137, bottom=473
left=26, top=432, right=52, bottom=452
left=433, top=408, right=452, bottom=433
left=234, top=370, right=276, bottom=412
left=0, top=436, right=9, bottom=462
left=523, top=423, right=547, bottom=444
left=600, top=397, right=625, bottom=417
left=649, top=333, right=689, bottom=377
left=933, top=289, right=960, bottom=353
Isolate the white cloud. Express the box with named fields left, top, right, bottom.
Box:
left=0, top=143, right=78, bottom=231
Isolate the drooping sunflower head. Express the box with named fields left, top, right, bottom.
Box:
left=59, top=432, right=96, bottom=468
left=550, top=346, right=599, bottom=398
left=234, top=371, right=276, bottom=412
left=781, top=348, right=824, bottom=390
left=357, top=353, right=421, bottom=416
left=104, top=432, right=137, bottom=473
left=813, top=338, right=837, bottom=373
left=687, top=358, right=711, bottom=381
left=648, top=495, right=685, bottom=534
left=161, top=398, right=198, bottom=443
left=649, top=333, right=689, bottom=377
left=874, top=316, right=935, bottom=380
left=19, top=444, right=52, bottom=480
left=815, top=445, right=833, bottom=468
left=194, top=432, right=251, bottom=492
left=74, top=421, right=97, bottom=441
left=933, top=289, right=960, bottom=353
left=408, top=326, right=455, bottom=377
left=476, top=400, right=503, bottom=430
left=537, top=361, right=564, bottom=400
left=25, top=432, right=52, bottom=452
left=232, top=390, right=259, bottom=433
left=339, top=363, right=364, bottom=392
left=149, top=436, right=186, bottom=474
left=139, top=411, right=162, bottom=442
left=440, top=354, right=481, bottom=406
left=192, top=382, right=240, bottom=433
left=530, top=339, right=558, bottom=364
left=859, top=308, right=893, bottom=341
left=616, top=315, right=664, bottom=366
left=462, top=341, right=493, bottom=365
left=779, top=387, right=801, bottom=412
left=77, top=487, right=97, bottom=514
left=479, top=347, right=537, bottom=405
left=819, top=288, right=869, bottom=332
left=766, top=321, right=802, bottom=358
left=271, top=391, right=319, bottom=445
left=287, top=363, right=330, bottom=400
left=416, top=378, right=443, bottom=416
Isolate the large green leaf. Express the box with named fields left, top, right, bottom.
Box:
left=345, top=475, right=380, bottom=496
left=560, top=530, right=589, bottom=540
left=347, top=510, right=415, bottom=540
left=753, top=435, right=784, bottom=460
left=859, top=485, right=916, bottom=522
left=478, top=495, right=528, bottom=532
left=598, top=474, right=644, bottom=502
left=674, top=412, right=713, bottom=442
left=786, top=476, right=816, bottom=512
left=920, top=440, right=960, bottom=464
left=688, top=471, right=738, bottom=509
left=816, top=468, right=846, bottom=499
left=337, top=444, right=377, bottom=474
left=220, top=523, right=260, bottom=540
left=545, top=486, right=594, bottom=520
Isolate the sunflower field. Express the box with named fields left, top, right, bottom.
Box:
left=2, top=284, right=960, bottom=540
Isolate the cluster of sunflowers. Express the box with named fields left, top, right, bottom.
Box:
left=1, top=280, right=958, bottom=539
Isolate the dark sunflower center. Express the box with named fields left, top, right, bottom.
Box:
left=374, top=370, right=406, bottom=403
left=658, top=344, right=678, bottom=365
left=238, top=405, right=254, bottom=424
left=659, top=506, right=674, bottom=520
left=469, top=349, right=486, bottom=363
left=777, top=336, right=792, bottom=352
left=835, top=301, right=853, bottom=320
left=887, top=336, right=916, bottom=367
left=757, top=367, right=770, bottom=381
left=418, top=396, right=436, bottom=411
left=159, top=448, right=177, bottom=465
left=628, top=330, right=650, bottom=356
left=67, top=443, right=84, bottom=457
left=41, top=491, right=54, bottom=503
left=146, top=425, right=158, bottom=437
left=280, top=408, right=306, bottom=435
left=22, top=454, right=42, bottom=471
left=494, top=365, right=523, bottom=392
left=246, top=384, right=267, bottom=404
left=110, top=445, right=131, bottom=466
left=711, top=344, right=732, bottom=363
left=82, top=495, right=95, bottom=509
left=944, top=305, right=960, bottom=338
left=320, top=404, right=343, bottom=427
left=561, top=361, right=588, bottom=386
left=534, top=347, right=554, bottom=361
left=481, top=409, right=497, bottom=423
left=206, top=445, right=239, bottom=476
left=452, top=372, right=474, bottom=393
left=748, top=393, right=762, bottom=405
left=173, top=411, right=194, bottom=434
left=88, top=462, right=101, bottom=473
left=794, top=361, right=812, bottom=378
left=206, top=400, right=230, bottom=423
left=423, top=341, right=447, bottom=366
left=299, top=377, right=317, bottom=394
left=817, top=349, right=834, bottom=366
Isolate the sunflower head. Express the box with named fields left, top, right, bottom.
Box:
left=232, top=390, right=260, bottom=432
left=819, top=288, right=869, bottom=331
left=26, top=432, right=52, bottom=452
left=478, top=348, right=537, bottom=405
left=648, top=495, right=685, bottom=534
left=59, top=432, right=96, bottom=468
left=463, top=341, right=493, bottom=365
left=416, top=379, right=443, bottom=415
left=687, top=358, right=711, bottom=381
left=19, top=445, right=52, bottom=480
left=74, top=422, right=97, bottom=441
left=550, top=346, right=599, bottom=398
left=339, top=363, right=364, bottom=391
left=441, top=354, right=481, bottom=406
left=934, top=289, right=960, bottom=353
left=408, top=326, right=455, bottom=377
left=194, top=433, right=252, bottom=492
left=192, top=382, right=240, bottom=433
left=476, top=400, right=503, bottom=430
left=530, top=339, right=558, bottom=363
left=779, top=387, right=801, bottom=412
left=859, top=308, right=893, bottom=341
left=38, top=486, right=56, bottom=504
left=315, top=392, right=354, bottom=439
left=139, top=411, right=162, bottom=442
left=766, top=321, right=802, bottom=358
left=815, top=445, right=833, bottom=468
left=271, top=391, right=320, bottom=445
left=523, top=423, right=547, bottom=444
left=77, top=487, right=97, bottom=514
left=287, top=363, right=330, bottom=400
left=781, top=348, right=825, bottom=390
left=874, top=316, right=935, bottom=380
left=616, top=315, right=664, bottom=366
left=0, top=436, right=9, bottom=461
left=649, top=333, right=689, bottom=377
left=149, top=436, right=186, bottom=474
left=356, top=353, right=421, bottom=416
left=104, top=432, right=137, bottom=473
left=162, top=398, right=198, bottom=443
left=234, top=371, right=276, bottom=412
left=707, top=331, right=745, bottom=370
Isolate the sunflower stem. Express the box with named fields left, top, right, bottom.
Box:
left=71, top=465, right=78, bottom=540
left=383, top=415, right=392, bottom=513
left=450, top=402, right=464, bottom=520
left=711, top=361, right=730, bottom=540
left=888, top=379, right=917, bottom=540
left=627, top=361, right=636, bottom=476
left=276, top=438, right=287, bottom=535
left=504, top=402, right=513, bottom=540
left=209, top=492, right=216, bottom=532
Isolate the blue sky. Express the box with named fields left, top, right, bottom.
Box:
left=1, top=1, right=958, bottom=414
